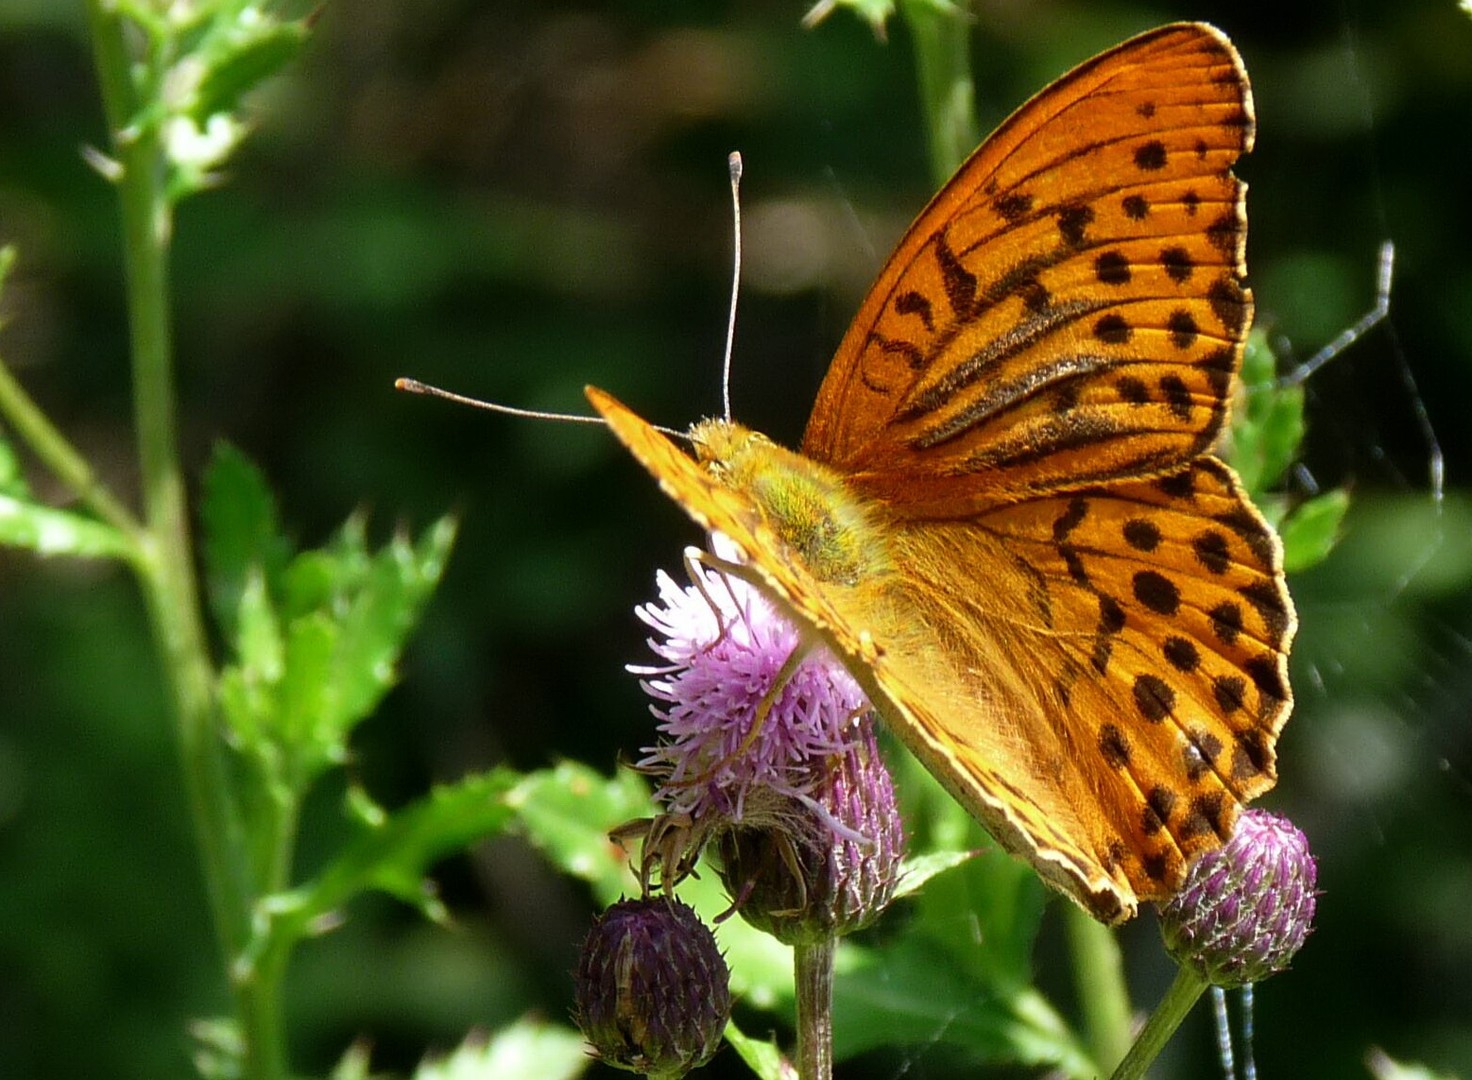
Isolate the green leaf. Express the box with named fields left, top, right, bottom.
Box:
left=190, top=18, right=310, bottom=124
left=0, top=493, right=132, bottom=559
left=216, top=572, right=286, bottom=765
left=893, top=848, right=977, bottom=900
left=323, top=516, right=456, bottom=734
left=276, top=611, right=340, bottom=776
left=723, top=1019, right=789, bottom=1080
left=1280, top=489, right=1351, bottom=573
left=912, top=846, right=1044, bottom=994
left=831, top=940, right=1088, bottom=1071
left=235, top=568, right=285, bottom=682
left=508, top=762, right=655, bottom=904
left=1230, top=332, right=1307, bottom=500
left=218, top=510, right=456, bottom=789
left=281, top=768, right=524, bottom=936
left=413, top=1019, right=590, bottom=1080
left=201, top=442, right=290, bottom=640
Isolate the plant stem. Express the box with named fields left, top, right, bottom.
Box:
left=0, top=353, right=143, bottom=542
left=899, top=0, right=979, bottom=185
left=793, top=939, right=836, bottom=1080
left=1107, top=966, right=1209, bottom=1080
left=1065, top=904, right=1135, bottom=1072
left=86, top=6, right=286, bottom=1079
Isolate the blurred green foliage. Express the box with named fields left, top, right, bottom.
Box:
left=0, top=2, right=1469, bottom=1079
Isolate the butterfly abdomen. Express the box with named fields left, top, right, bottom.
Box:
left=691, top=419, right=890, bottom=589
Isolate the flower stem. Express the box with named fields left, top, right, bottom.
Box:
left=1107, top=966, right=1209, bottom=1080
left=899, top=0, right=979, bottom=185
left=0, top=351, right=143, bottom=544
left=1064, top=904, right=1134, bottom=1072
left=793, top=939, right=836, bottom=1080
left=85, top=5, right=284, bottom=1079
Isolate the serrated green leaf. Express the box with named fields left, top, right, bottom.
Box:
left=201, top=441, right=290, bottom=639
left=280, top=548, right=336, bottom=617
left=191, top=19, right=310, bottom=123
left=280, top=768, right=523, bottom=939
left=1281, top=489, right=1351, bottom=572
left=1229, top=330, right=1307, bottom=500
left=235, top=568, right=284, bottom=683
left=508, top=762, right=655, bottom=903
left=325, top=518, right=455, bottom=732
left=723, top=1019, right=790, bottom=1080
left=413, top=1019, right=590, bottom=1080
left=248, top=516, right=457, bottom=786
left=0, top=493, right=133, bottom=559
left=277, top=611, right=340, bottom=777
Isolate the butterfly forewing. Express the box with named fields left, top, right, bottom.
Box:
left=802, top=23, right=1254, bottom=516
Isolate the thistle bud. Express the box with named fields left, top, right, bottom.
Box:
left=573, top=897, right=731, bottom=1078
left=1158, top=809, right=1318, bottom=987
left=716, top=717, right=904, bottom=945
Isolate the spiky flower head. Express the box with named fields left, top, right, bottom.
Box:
left=573, top=897, right=731, bottom=1079
left=1158, top=809, right=1318, bottom=987
left=716, top=713, right=905, bottom=944
left=627, top=537, right=874, bottom=847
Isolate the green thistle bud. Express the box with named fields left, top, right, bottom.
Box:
left=1158, top=809, right=1318, bottom=988
left=716, top=717, right=904, bottom=945
left=573, top=897, right=731, bottom=1079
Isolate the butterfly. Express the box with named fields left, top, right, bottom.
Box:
left=586, top=22, right=1294, bottom=923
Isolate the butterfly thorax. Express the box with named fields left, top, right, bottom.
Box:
left=689, top=418, right=890, bottom=589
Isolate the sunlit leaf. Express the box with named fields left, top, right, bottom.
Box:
left=413, top=1019, right=589, bottom=1080
left=507, top=762, right=653, bottom=904
left=724, top=1019, right=790, bottom=1080
left=0, top=493, right=132, bottom=559
left=1281, top=489, right=1351, bottom=573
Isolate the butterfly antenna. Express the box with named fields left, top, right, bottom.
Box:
left=395, top=378, right=687, bottom=440
left=721, top=150, right=743, bottom=422
left=394, top=378, right=605, bottom=424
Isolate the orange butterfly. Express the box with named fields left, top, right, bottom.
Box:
left=587, top=22, right=1293, bottom=923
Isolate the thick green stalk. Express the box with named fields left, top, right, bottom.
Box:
left=793, top=939, right=836, bottom=1080
left=1108, top=966, right=1209, bottom=1080
left=1064, top=904, right=1135, bottom=1072
left=899, top=0, right=979, bottom=184
left=85, top=6, right=285, bottom=1079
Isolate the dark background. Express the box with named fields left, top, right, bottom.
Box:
left=0, top=1, right=1469, bottom=1078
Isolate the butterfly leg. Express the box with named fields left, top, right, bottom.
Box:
left=683, top=545, right=747, bottom=653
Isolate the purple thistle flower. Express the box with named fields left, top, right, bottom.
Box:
left=630, top=539, right=871, bottom=826
left=1158, top=809, right=1318, bottom=988
left=621, top=538, right=905, bottom=932
left=717, top=715, right=905, bottom=944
